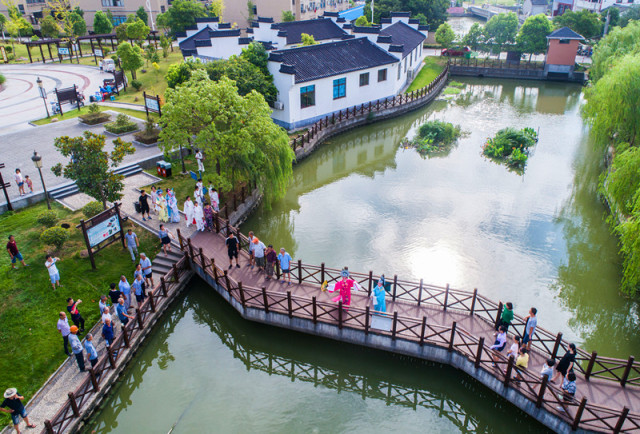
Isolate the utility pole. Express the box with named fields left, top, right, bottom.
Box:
left=603, top=9, right=611, bottom=36
left=371, top=0, right=375, bottom=24
left=0, top=164, right=12, bottom=211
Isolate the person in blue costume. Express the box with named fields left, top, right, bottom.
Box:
left=372, top=276, right=387, bottom=313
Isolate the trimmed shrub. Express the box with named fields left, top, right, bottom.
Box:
left=82, top=201, right=104, bottom=218
left=79, top=105, right=111, bottom=125
left=0, top=73, right=5, bottom=86
left=36, top=210, right=58, bottom=227
left=105, top=113, right=138, bottom=134
left=40, top=227, right=70, bottom=249
left=131, top=79, right=142, bottom=90
left=134, top=118, right=160, bottom=144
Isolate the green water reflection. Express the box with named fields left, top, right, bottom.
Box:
left=242, top=78, right=640, bottom=358
left=87, top=281, right=549, bottom=433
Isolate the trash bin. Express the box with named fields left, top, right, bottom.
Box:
left=165, top=162, right=172, bottom=177
left=156, top=160, right=165, bottom=177
left=465, top=52, right=471, bottom=59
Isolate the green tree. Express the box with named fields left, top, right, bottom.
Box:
left=413, top=13, right=428, bottom=25
left=40, top=15, right=60, bottom=39
left=4, top=4, right=33, bottom=47
left=126, top=17, right=150, bottom=45
left=355, top=15, right=371, bottom=26
left=165, top=58, right=206, bottom=88
left=590, top=21, right=640, bottom=83
left=600, top=7, right=620, bottom=30
left=144, top=44, right=159, bottom=66
left=115, top=23, right=128, bottom=41
left=72, top=6, right=83, bottom=17
left=240, top=40, right=269, bottom=75
left=301, top=33, right=317, bottom=45
left=205, top=56, right=278, bottom=104
left=160, top=34, right=171, bottom=57
left=207, top=0, right=224, bottom=17
left=51, top=132, right=135, bottom=209
left=247, top=1, right=255, bottom=23
left=516, top=14, right=553, bottom=59
left=117, top=41, right=144, bottom=79
left=159, top=70, right=294, bottom=208
left=604, top=145, right=640, bottom=215
left=136, top=6, right=148, bottom=24
left=281, top=10, right=295, bottom=22
left=435, top=22, right=455, bottom=48
left=553, top=10, right=602, bottom=39
left=485, top=12, right=518, bottom=53
left=69, top=12, right=86, bottom=37
left=583, top=53, right=640, bottom=149
left=462, top=22, right=486, bottom=52
left=0, top=12, right=6, bottom=38
left=620, top=6, right=640, bottom=27
left=93, top=10, right=113, bottom=34
left=158, top=0, right=207, bottom=35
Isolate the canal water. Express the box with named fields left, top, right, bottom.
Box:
left=88, top=78, right=640, bottom=431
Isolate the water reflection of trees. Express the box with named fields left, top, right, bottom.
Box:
left=554, top=135, right=640, bottom=356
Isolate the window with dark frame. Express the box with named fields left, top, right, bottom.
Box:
left=359, top=72, right=369, bottom=86
left=559, top=39, right=570, bottom=44
left=333, top=77, right=346, bottom=99
left=300, top=85, right=315, bottom=108
left=378, top=68, right=387, bottom=82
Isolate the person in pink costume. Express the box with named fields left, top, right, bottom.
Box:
left=332, top=269, right=355, bottom=308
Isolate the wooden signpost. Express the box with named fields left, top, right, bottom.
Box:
left=77, top=203, right=125, bottom=269
left=143, top=92, right=162, bottom=118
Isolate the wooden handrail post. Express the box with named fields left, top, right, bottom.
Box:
left=148, top=292, right=155, bottom=312
left=338, top=301, right=343, bottom=329
left=443, top=284, right=450, bottom=311
left=276, top=260, right=281, bottom=280
left=172, top=263, right=179, bottom=281
left=44, top=420, right=54, bottom=434
left=475, top=337, right=484, bottom=368
left=262, top=287, right=269, bottom=313
left=188, top=238, right=194, bottom=260
left=160, top=277, right=167, bottom=297
left=365, top=306, right=370, bottom=335
left=68, top=392, right=80, bottom=417
left=536, top=375, right=548, bottom=408
left=621, top=356, right=635, bottom=387
left=89, top=368, right=100, bottom=392
left=287, top=291, right=293, bottom=318
left=470, top=288, right=478, bottom=315
left=368, top=271, right=373, bottom=296
left=239, top=282, right=246, bottom=308
left=392, top=274, right=398, bottom=301
left=215, top=214, right=220, bottom=232
left=494, top=302, right=503, bottom=329
left=136, top=308, right=144, bottom=329
left=504, top=356, right=514, bottom=387
left=585, top=351, right=597, bottom=380
left=392, top=311, right=398, bottom=340
left=551, top=332, right=563, bottom=359
left=212, top=257, right=219, bottom=284
left=614, top=407, right=630, bottom=434
left=122, top=324, right=130, bottom=347
left=448, top=321, right=457, bottom=352
left=298, top=259, right=302, bottom=284
left=420, top=316, right=427, bottom=346
left=572, top=397, right=587, bottom=431
left=107, top=345, right=116, bottom=368
left=417, top=279, right=423, bottom=307
left=199, top=247, right=205, bottom=270
left=321, top=262, right=325, bottom=283
left=176, top=228, right=183, bottom=250
left=312, top=296, right=317, bottom=324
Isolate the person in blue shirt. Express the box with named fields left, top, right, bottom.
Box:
left=102, top=317, right=115, bottom=347
left=119, top=275, right=132, bottom=311
left=116, top=297, right=134, bottom=326
left=132, top=274, right=146, bottom=305
left=84, top=333, right=99, bottom=368
left=139, top=253, right=154, bottom=288
left=277, top=248, right=292, bottom=285
left=372, top=279, right=386, bottom=313
left=68, top=326, right=85, bottom=372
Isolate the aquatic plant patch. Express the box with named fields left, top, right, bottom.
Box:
left=482, top=127, right=538, bottom=172
left=405, top=120, right=463, bottom=158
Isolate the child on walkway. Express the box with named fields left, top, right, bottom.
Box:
left=24, top=175, right=33, bottom=194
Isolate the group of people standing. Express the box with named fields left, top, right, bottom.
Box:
left=13, top=168, right=33, bottom=197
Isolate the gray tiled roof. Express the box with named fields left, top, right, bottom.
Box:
left=272, top=18, right=347, bottom=45
left=269, top=37, right=399, bottom=83
left=379, top=21, right=426, bottom=58
left=547, top=26, right=584, bottom=40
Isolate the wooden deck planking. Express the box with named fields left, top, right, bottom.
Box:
left=189, top=230, right=640, bottom=422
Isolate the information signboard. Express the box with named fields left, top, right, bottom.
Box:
left=78, top=204, right=125, bottom=269
left=86, top=214, right=120, bottom=247
left=94, top=48, right=103, bottom=57
left=58, top=47, right=70, bottom=55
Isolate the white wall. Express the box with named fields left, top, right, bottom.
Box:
left=194, top=38, right=245, bottom=60
left=270, top=63, right=400, bottom=129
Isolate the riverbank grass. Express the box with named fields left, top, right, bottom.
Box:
left=31, top=106, right=158, bottom=126
left=405, top=57, right=446, bottom=93
left=0, top=202, right=159, bottom=426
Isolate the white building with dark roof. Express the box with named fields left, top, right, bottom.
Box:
left=250, top=16, right=349, bottom=49
left=268, top=37, right=402, bottom=129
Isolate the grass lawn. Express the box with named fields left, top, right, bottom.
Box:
left=0, top=202, right=160, bottom=426
left=31, top=105, right=158, bottom=126
left=115, top=50, right=183, bottom=104
left=0, top=42, right=105, bottom=64
left=405, top=56, right=446, bottom=94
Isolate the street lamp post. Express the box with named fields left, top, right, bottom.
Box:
left=36, top=77, right=50, bottom=118
left=31, top=151, right=51, bottom=210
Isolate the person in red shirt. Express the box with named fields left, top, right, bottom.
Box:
left=332, top=269, right=355, bottom=309
left=6, top=235, right=27, bottom=269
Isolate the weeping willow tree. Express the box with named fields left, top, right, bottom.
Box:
left=159, top=70, right=295, bottom=209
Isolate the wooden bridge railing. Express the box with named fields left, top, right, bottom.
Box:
left=179, top=217, right=640, bottom=432
left=288, top=64, right=450, bottom=151
left=448, top=57, right=545, bottom=71
left=43, top=254, right=191, bottom=434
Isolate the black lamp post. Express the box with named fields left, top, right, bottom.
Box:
left=36, top=77, right=50, bottom=118
left=31, top=151, right=51, bottom=210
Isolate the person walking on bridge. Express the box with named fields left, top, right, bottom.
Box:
left=68, top=326, right=85, bottom=372
left=522, top=307, right=537, bottom=351
left=332, top=269, right=354, bottom=309
left=226, top=232, right=240, bottom=269
left=552, top=343, right=576, bottom=384
left=372, top=278, right=386, bottom=313
left=1, top=388, right=36, bottom=432
left=496, top=302, right=513, bottom=332
left=265, top=245, right=277, bottom=280
left=278, top=248, right=292, bottom=285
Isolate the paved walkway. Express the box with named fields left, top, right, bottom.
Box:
left=0, top=111, right=160, bottom=206
left=188, top=229, right=640, bottom=425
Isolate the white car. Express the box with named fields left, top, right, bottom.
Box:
left=102, top=58, right=116, bottom=73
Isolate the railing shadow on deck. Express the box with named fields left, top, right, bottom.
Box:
left=178, top=211, right=640, bottom=433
